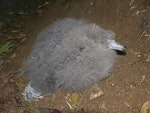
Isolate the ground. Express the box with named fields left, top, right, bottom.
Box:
left=0, top=0, right=150, bottom=113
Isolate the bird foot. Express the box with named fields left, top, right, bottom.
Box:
left=22, top=83, right=43, bottom=102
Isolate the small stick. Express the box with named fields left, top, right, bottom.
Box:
left=66, top=100, right=73, bottom=109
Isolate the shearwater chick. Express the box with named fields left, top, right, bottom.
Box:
left=22, top=18, right=126, bottom=102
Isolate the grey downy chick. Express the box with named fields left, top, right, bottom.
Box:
left=22, top=18, right=126, bottom=102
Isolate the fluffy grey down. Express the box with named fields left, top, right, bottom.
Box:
left=23, top=18, right=126, bottom=102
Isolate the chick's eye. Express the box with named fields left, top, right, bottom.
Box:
left=79, top=46, right=85, bottom=51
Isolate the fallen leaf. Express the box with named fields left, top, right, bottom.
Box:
left=71, top=92, right=79, bottom=105
left=90, top=85, right=104, bottom=100
left=0, top=42, right=14, bottom=54
left=140, top=100, right=150, bottom=113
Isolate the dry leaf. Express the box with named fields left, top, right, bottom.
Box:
left=140, top=100, right=150, bottom=113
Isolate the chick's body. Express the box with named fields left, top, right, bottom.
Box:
left=23, top=18, right=123, bottom=102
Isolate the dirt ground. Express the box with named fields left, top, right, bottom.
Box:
left=0, top=0, right=150, bottom=113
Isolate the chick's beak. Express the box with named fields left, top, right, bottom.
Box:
left=107, top=39, right=127, bottom=52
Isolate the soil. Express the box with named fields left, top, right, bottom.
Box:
left=0, top=0, right=150, bottom=113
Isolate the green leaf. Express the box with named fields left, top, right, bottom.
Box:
left=0, top=42, right=14, bottom=54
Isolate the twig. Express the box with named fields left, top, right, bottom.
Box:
left=66, top=100, right=73, bottom=109
left=0, top=33, right=12, bottom=38
left=132, top=10, right=148, bottom=16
